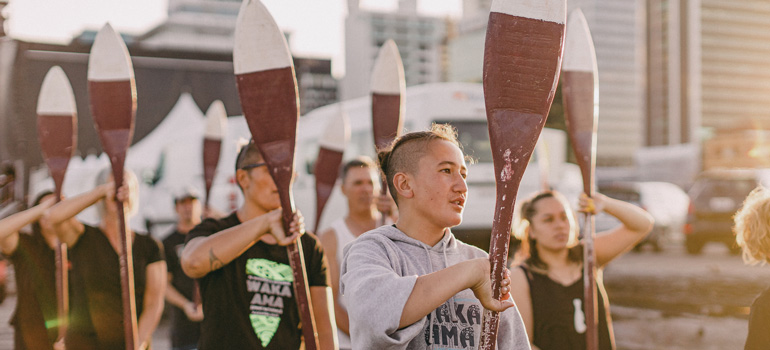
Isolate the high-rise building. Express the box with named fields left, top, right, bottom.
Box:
left=647, top=0, right=770, bottom=169
left=341, top=0, right=448, bottom=100
left=448, top=0, right=647, bottom=165
left=139, top=0, right=338, bottom=115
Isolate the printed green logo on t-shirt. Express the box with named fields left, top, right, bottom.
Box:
left=246, top=258, right=294, bottom=347
left=246, top=258, right=294, bottom=282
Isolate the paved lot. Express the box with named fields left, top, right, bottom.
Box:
left=0, top=241, right=764, bottom=349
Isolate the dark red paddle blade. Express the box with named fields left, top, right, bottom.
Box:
left=233, top=2, right=318, bottom=348
left=87, top=23, right=139, bottom=350
left=479, top=1, right=567, bottom=349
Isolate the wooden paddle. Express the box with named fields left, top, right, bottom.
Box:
left=313, top=106, right=350, bottom=233
left=561, top=9, right=600, bottom=350
left=479, top=1, right=566, bottom=349
left=370, top=39, right=405, bottom=226
left=197, top=100, right=227, bottom=306
left=202, top=100, right=227, bottom=211
left=87, top=23, right=139, bottom=350
left=36, top=65, right=76, bottom=344
left=233, top=1, right=318, bottom=348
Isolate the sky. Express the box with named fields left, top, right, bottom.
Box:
left=6, top=0, right=462, bottom=77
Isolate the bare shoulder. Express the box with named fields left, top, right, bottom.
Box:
left=509, top=265, right=529, bottom=284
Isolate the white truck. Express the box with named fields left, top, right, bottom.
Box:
left=293, top=82, right=582, bottom=250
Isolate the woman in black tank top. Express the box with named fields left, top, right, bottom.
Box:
left=508, top=191, right=653, bottom=350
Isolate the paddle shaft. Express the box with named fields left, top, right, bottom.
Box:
left=280, top=191, right=319, bottom=350
left=562, top=69, right=599, bottom=350
left=112, top=164, right=139, bottom=350
left=37, top=113, right=73, bottom=341
left=52, top=170, right=69, bottom=342
left=582, top=213, right=598, bottom=350
left=479, top=10, right=566, bottom=348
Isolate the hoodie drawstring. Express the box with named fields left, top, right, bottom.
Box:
left=442, top=241, right=460, bottom=323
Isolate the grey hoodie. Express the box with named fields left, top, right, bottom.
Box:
left=340, top=225, right=531, bottom=350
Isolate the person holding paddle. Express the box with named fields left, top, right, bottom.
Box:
left=181, top=141, right=335, bottom=350
left=0, top=190, right=63, bottom=350
left=319, top=156, right=397, bottom=350
left=163, top=187, right=205, bottom=350
left=340, top=124, right=530, bottom=349
left=46, top=169, right=167, bottom=350
left=732, top=186, right=770, bottom=350
left=510, top=190, right=653, bottom=350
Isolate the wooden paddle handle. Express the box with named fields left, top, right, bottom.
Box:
left=582, top=213, right=598, bottom=350
left=280, top=191, right=319, bottom=350
left=113, top=167, right=139, bottom=350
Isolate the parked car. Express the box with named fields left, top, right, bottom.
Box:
left=684, top=169, right=770, bottom=255
left=595, top=181, right=689, bottom=251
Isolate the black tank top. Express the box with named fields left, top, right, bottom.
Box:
left=520, top=265, right=614, bottom=350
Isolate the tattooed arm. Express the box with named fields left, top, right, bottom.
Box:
left=181, top=209, right=303, bottom=278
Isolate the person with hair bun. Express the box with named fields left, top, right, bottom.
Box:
left=733, top=186, right=770, bottom=350
left=510, top=190, right=653, bottom=350
left=46, top=169, right=166, bottom=350
left=340, top=123, right=530, bottom=349
left=0, top=191, right=62, bottom=350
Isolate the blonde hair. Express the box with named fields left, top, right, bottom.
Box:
left=94, top=168, right=139, bottom=218
left=734, top=186, right=770, bottom=265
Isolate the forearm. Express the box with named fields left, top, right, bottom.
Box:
left=399, top=259, right=479, bottom=328
left=0, top=205, right=45, bottom=238
left=310, top=286, right=337, bottom=350
left=0, top=205, right=45, bottom=254
left=334, top=302, right=350, bottom=335
left=137, top=298, right=164, bottom=349
left=181, top=216, right=267, bottom=278
left=165, top=283, right=192, bottom=310
left=138, top=263, right=166, bottom=349
left=47, top=185, right=107, bottom=225
left=603, top=197, right=654, bottom=234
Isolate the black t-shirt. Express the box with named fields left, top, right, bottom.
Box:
left=746, top=286, right=770, bottom=350
left=520, top=264, right=614, bottom=350
left=186, top=212, right=329, bottom=350
left=8, top=233, right=57, bottom=350
left=162, top=229, right=200, bottom=347
left=66, top=225, right=164, bottom=350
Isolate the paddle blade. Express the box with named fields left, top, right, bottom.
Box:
left=37, top=66, right=77, bottom=200
left=203, top=100, right=227, bottom=207
left=234, top=0, right=299, bottom=217
left=480, top=1, right=567, bottom=348
left=562, top=8, right=599, bottom=195
left=233, top=3, right=318, bottom=349
left=87, top=23, right=136, bottom=170
left=314, top=108, right=350, bottom=231
left=371, top=39, right=405, bottom=151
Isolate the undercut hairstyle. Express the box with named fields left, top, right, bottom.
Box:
left=377, top=123, right=465, bottom=206
left=234, top=139, right=264, bottom=173
left=341, top=156, right=377, bottom=182
left=513, top=190, right=582, bottom=272
left=733, top=186, right=770, bottom=265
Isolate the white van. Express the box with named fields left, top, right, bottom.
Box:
left=294, top=82, right=582, bottom=250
